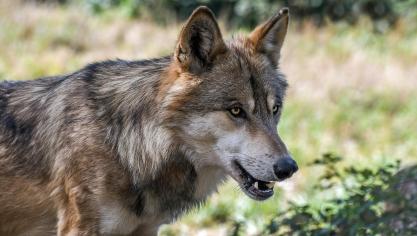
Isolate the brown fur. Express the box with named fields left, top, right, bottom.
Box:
left=0, top=6, right=296, bottom=236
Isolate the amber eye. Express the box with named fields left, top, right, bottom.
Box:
left=272, top=105, right=279, bottom=114
left=230, top=107, right=241, bottom=116
left=229, top=107, right=247, bottom=118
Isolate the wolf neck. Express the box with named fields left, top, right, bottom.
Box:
left=86, top=57, right=170, bottom=181
left=93, top=57, right=226, bottom=214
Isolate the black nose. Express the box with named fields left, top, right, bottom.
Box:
left=273, top=156, right=298, bottom=180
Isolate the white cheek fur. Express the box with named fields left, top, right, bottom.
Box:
left=184, top=113, right=277, bottom=180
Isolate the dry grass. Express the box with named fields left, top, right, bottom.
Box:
left=2, top=2, right=415, bottom=98
left=0, top=1, right=179, bottom=80
left=1, top=1, right=416, bottom=235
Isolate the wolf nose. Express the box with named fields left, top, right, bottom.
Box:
left=273, top=156, right=298, bottom=181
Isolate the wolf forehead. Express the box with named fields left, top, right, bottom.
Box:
left=177, top=39, right=288, bottom=111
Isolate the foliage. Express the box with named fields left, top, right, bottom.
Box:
left=79, top=0, right=417, bottom=30
left=229, top=153, right=417, bottom=236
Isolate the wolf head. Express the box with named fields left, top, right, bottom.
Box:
left=161, top=7, right=297, bottom=201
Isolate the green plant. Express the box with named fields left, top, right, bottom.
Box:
left=79, top=0, right=417, bottom=30
left=228, top=153, right=416, bottom=235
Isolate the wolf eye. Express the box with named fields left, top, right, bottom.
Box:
left=272, top=105, right=279, bottom=115
left=229, top=107, right=245, bottom=118
left=230, top=107, right=241, bottom=116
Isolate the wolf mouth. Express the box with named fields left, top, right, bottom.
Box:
left=232, top=160, right=275, bottom=201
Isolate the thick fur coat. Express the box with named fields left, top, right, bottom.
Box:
left=0, top=7, right=297, bottom=236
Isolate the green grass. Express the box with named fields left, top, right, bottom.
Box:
left=1, top=2, right=416, bottom=235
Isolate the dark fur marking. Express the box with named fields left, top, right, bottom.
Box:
left=3, top=114, right=17, bottom=133
left=131, top=187, right=145, bottom=216
left=248, top=75, right=269, bottom=120
left=0, top=80, right=57, bottom=178
left=153, top=156, right=198, bottom=219
left=190, top=25, right=207, bottom=63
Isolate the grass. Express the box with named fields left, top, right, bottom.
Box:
left=1, top=1, right=416, bottom=235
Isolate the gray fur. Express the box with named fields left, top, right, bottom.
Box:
left=0, top=6, right=296, bottom=235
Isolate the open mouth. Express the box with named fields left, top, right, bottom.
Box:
left=232, top=160, right=275, bottom=201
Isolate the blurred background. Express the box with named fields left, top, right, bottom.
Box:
left=1, top=0, right=416, bottom=235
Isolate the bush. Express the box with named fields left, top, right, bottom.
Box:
left=80, top=0, right=417, bottom=30
left=30, top=0, right=417, bottom=31
left=230, top=153, right=417, bottom=235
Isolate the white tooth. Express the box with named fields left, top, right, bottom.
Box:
left=254, top=181, right=259, bottom=189
left=266, top=182, right=275, bottom=188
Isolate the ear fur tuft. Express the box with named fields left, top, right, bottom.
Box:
left=175, top=6, right=226, bottom=73
left=249, top=8, right=290, bottom=67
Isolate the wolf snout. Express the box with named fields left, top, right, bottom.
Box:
left=273, top=156, right=298, bottom=181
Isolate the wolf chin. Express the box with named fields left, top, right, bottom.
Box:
left=0, top=6, right=298, bottom=236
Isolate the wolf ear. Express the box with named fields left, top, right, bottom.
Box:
left=175, top=6, right=227, bottom=73
left=249, top=8, right=289, bottom=67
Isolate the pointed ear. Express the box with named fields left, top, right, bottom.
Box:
left=175, top=6, right=227, bottom=73
left=249, top=8, right=289, bottom=67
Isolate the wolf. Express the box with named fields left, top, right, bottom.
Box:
left=0, top=6, right=298, bottom=236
